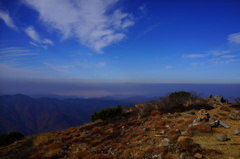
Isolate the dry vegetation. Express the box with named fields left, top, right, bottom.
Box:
left=0, top=92, right=240, bottom=159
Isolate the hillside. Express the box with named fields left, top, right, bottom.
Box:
left=0, top=94, right=146, bottom=136
left=0, top=93, right=240, bottom=159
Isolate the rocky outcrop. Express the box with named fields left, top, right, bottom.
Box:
left=207, top=95, right=228, bottom=103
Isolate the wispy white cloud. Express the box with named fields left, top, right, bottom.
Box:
left=138, top=4, right=147, bottom=14
left=96, top=62, right=106, bottom=68
left=211, top=59, right=238, bottom=64
left=164, top=65, right=172, bottom=69
left=207, top=50, right=231, bottom=56
left=44, top=62, right=71, bottom=73
left=0, top=63, right=48, bottom=79
left=0, top=47, right=37, bottom=59
left=73, top=60, right=107, bottom=69
left=24, top=26, right=54, bottom=48
left=221, top=55, right=237, bottom=58
left=0, top=47, right=32, bottom=53
left=25, top=26, right=41, bottom=42
left=42, top=39, right=54, bottom=46
left=136, top=24, right=159, bottom=39
left=0, top=10, right=18, bottom=30
left=228, top=32, right=240, bottom=45
left=29, top=41, right=39, bottom=47
left=23, top=0, right=135, bottom=53
left=182, top=54, right=208, bottom=58
left=183, top=32, right=240, bottom=65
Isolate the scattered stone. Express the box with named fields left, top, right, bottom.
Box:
left=142, top=127, right=151, bottom=131
left=194, top=153, right=203, bottom=159
left=152, top=154, right=160, bottom=159
left=216, top=134, right=228, bottom=141
left=192, top=119, right=201, bottom=126
left=165, top=125, right=170, bottom=129
left=199, top=109, right=208, bottom=115
left=209, top=119, right=219, bottom=127
left=209, top=116, right=217, bottom=121
left=160, top=130, right=165, bottom=135
left=233, top=129, right=240, bottom=135
left=159, top=138, right=170, bottom=147
left=219, top=120, right=230, bottom=129
left=198, top=114, right=209, bottom=121
left=179, top=152, right=186, bottom=159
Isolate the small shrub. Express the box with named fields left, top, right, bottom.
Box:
left=137, top=104, right=155, bottom=117
left=142, top=137, right=152, bottom=143
left=75, top=150, right=93, bottom=159
left=143, top=146, right=166, bottom=159
left=151, top=110, right=161, bottom=116
left=44, top=142, right=60, bottom=150
left=187, top=123, right=212, bottom=135
left=90, top=139, right=101, bottom=146
left=103, top=128, right=113, bottom=134
left=169, top=134, right=180, bottom=143
left=0, top=131, right=24, bottom=147
left=233, top=97, right=240, bottom=103
left=91, top=105, right=122, bottom=122
left=120, top=148, right=140, bottom=159
left=92, top=154, right=112, bottom=159
left=92, top=127, right=101, bottom=133
left=177, top=137, right=196, bottom=151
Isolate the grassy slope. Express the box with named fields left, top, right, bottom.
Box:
left=0, top=99, right=240, bottom=159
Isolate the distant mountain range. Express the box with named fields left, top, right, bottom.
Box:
left=0, top=94, right=152, bottom=136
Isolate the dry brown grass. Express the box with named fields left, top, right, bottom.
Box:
left=75, top=150, right=93, bottom=159
left=33, top=134, right=49, bottom=146
left=44, top=148, right=62, bottom=158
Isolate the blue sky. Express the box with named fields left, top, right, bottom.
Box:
left=0, top=0, right=240, bottom=97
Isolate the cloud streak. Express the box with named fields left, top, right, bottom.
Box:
left=24, top=26, right=54, bottom=48
left=228, top=32, right=240, bottom=45
left=183, top=32, right=240, bottom=65
left=0, top=10, right=18, bottom=30
left=0, top=47, right=37, bottom=59
left=182, top=54, right=208, bottom=58
left=25, top=26, right=41, bottom=42
left=44, top=62, right=72, bottom=73
left=23, top=0, right=135, bottom=53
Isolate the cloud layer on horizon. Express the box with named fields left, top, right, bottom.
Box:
left=23, top=0, right=135, bottom=53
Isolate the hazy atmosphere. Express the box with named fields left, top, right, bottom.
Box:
left=1, top=0, right=240, bottom=98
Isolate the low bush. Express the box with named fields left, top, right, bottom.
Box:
left=0, top=131, right=24, bottom=147
left=91, top=105, right=122, bottom=122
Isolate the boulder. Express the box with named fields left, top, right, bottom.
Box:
left=216, top=134, right=228, bottom=141
left=159, top=138, right=170, bottom=147
left=233, top=129, right=240, bottom=135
